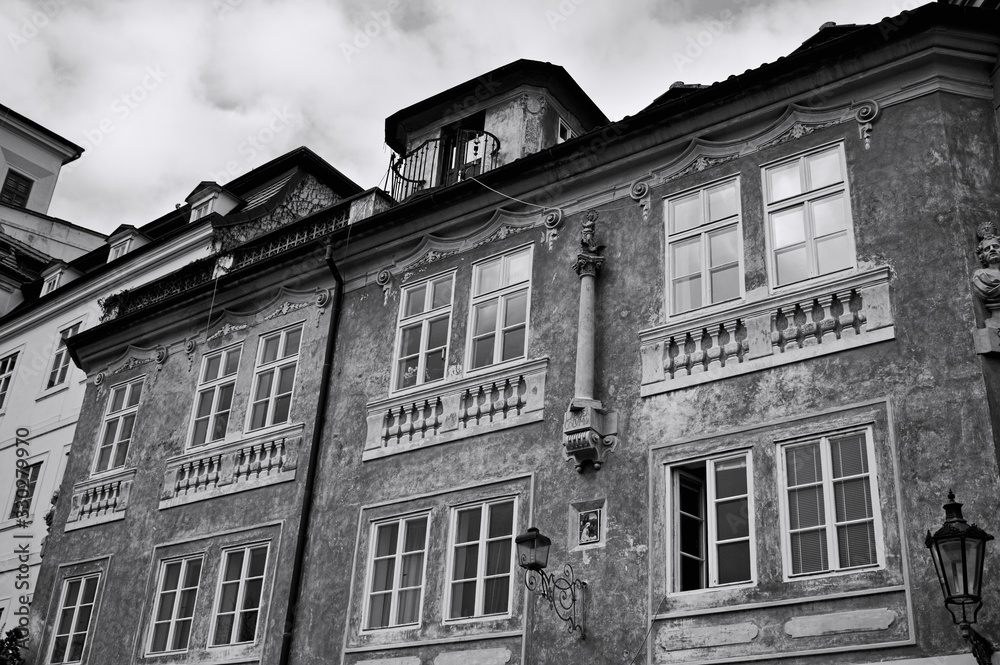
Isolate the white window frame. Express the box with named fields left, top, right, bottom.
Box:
left=46, top=322, right=81, bottom=390
left=557, top=119, right=574, bottom=144
left=444, top=496, right=517, bottom=622
left=362, top=511, right=431, bottom=631
left=246, top=324, right=302, bottom=432
left=0, top=351, right=18, bottom=409
left=93, top=378, right=143, bottom=474
left=189, top=343, right=242, bottom=448
left=48, top=573, right=100, bottom=664
left=0, top=168, right=33, bottom=208
left=210, top=543, right=269, bottom=647
left=42, top=272, right=61, bottom=295
left=465, top=245, right=533, bottom=374
left=762, top=142, right=856, bottom=290
left=147, top=555, right=204, bottom=655
left=666, top=451, right=756, bottom=594
left=664, top=176, right=743, bottom=317
left=391, top=271, right=455, bottom=393
left=777, top=426, right=884, bottom=581
left=108, top=239, right=130, bottom=262
left=8, top=459, right=42, bottom=520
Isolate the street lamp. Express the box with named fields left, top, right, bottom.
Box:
left=926, top=490, right=995, bottom=665
left=515, top=527, right=587, bottom=638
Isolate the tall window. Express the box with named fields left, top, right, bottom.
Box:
left=666, top=178, right=741, bottom=315
left=764, top=144, right=854, bottom=287
left=781, top=429, right=880, bottom=576
left=9, top=461, right=42, bottom=519
left=212, top=544, right=268, bottom=646
left=149, top=556, right=202, bottom=654
left=50, top=574, right=99, bottom=664
left=0, top=351, right=17, bottom=409
left=468, top=247, right=531, bottom=370
left=47, top=323, right=80, bottom=389
left=42, top=272, right=61, bottom=295
left=248, top=326, right=301, bottom=431
left=94, top=379, right=143, bottom=473
left=0, top=170, right=32, bottom=208
left=394, top=274, right=453, bottom=390
left=108, top=240, right=130, bottom=262
left=448, top=499, right=515, bottom=619
left=670, top=453, right=754, bottom=591
left=365, top=514, right=429, bottom=629
left=191, top=345, right=241, bottom=446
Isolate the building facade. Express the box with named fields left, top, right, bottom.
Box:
left=30, top=3, right=1000, bottom=664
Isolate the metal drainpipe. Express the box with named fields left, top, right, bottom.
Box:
left=278, top=242, right=343, bottom=665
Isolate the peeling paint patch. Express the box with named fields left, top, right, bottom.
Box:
left=784, top=608, right=896, bottom=637
left=434, top=647, right=512, bottom=665
left=655, top=622, right=759, bottom=650
left=358, top=657, right=420, bottom=665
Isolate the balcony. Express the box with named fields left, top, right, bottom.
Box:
left=389, top=129, right=501, bottom=202
left=66, top=468, right=136, bottom=531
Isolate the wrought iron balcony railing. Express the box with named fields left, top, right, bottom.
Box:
left=389, top=129, right=501, bottom=202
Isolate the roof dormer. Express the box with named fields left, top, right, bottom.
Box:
left=185, top=182, right=241, bottom=222
left=39, top=260, right=82, bottom=295
left=384, top=60, right=607, bottom=202
left=106, top=225, right=150, bottom=264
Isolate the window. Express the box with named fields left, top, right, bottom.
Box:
left=394, top=274, right=453, bottom=390
left=365, top=514, right=429, bottom=629
left=448, top=499, right=515, bottom=619
left=248, top=326, right=301, bottom=430
left=94, top=379, right=143, bottom=473
left=780, top=429, right=880, bottom=576
left=0, top=170, right=32, bottom=208
left=557, top=119, right=574, bottom=144
left=193, top=201, right=212, bottom=220
left=0, top=352, right=17, bottom=408
left=211, top=544, right=268, bottom=646
left=665, top=178, right=741, bottom=315
left=764, top=144, right=854, bottom=287
left=149, top=556, right=202, bottom=654
left=108, top=240, right=130, bottom=262
left=42, top=272, right=61, bottom=295
left=9, top=461, right=41, bottom=519
left=49, top=574, right=99, bottom=664
left=468, top=247, right=531, bottom=370
left=46, top=323, right=80, bottom=389
left=669, top=453, right=754, bottom=591
left=191, top=345, right=241, bottom=446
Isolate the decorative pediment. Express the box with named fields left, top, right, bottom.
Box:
left=96, top=344, right=167, bottom=385
left=393, top=207, right=562, bottom=282
left=202, top=285, right=331, bottom=340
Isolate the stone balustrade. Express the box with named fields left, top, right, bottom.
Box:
left=66, top=468, right=136, bottom=531
left=159, top=425, right=302, bottom=508
left=640, top=268, right=894, bottom=396
left=364, top=358, right=548, bottom=460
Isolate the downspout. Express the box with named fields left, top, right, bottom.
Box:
left=278, top=242, right=343, bottom=665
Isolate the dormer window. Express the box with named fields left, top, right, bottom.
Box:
left=192, top=200, right=212, bottom=220
left=0, top=169, right=32, bottom=208
left=109, top=239, right=131, bottom=262
left=557, top=119, right=574, bottom=144
left=42, top=272, right=61, bottom=295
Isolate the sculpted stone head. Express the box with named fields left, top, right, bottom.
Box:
left=978, top=222, right=1000, bottom=268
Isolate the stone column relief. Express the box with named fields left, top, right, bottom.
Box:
left=971, top=223, right=1000, bottom=355
left=563, top=210, right=619, bottom=472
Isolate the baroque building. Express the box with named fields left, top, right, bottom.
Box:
left=28, top=3, right=1000, bottom=664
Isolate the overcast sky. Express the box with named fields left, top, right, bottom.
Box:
left=1, top=0, right=919, bottom=236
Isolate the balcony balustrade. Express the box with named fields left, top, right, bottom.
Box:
left=390, top=129, right=501, bottom=202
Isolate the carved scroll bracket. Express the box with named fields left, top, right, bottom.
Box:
left=852, top=100, right=879, bottom=150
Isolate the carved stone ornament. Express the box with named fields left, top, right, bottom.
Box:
left=563, top=405, right=619, bottom=472
left=630, top=180, right=652, bottom=221
left=376, top=268, right=393, bottom=304
left=543, top=209, right=563, bottom=250
left=263, top=301, right=309, bottom=321
left=574, top=211, right=606, bottom=278
left=663, top=153, right=740, bottom=183
left=185, top=339, right=197, bottom=371
left=852, top=100, right=880, bottom=150
left=473, top=224, right=528, bottom=248
left=112, top=357, right=154, bottom=374
left=94, top=372, right=105, bottom=386
left=970, top=223, right=1000, bottom=355
left=206, top=323, right=248, bottom=341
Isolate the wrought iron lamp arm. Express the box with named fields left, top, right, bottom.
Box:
left=961, top=624, right=996, bottom=665
left=524, top=563, right=587, bottom=639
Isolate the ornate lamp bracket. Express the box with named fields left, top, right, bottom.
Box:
left=523, top=564, right=587, bottom=639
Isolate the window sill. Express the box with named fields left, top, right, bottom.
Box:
left=35, top=384, right=69, bottom=402
left=363, top=357, right=548, bottom=461
left=639, top=267, right=893, bottom=397
left=159, top=422, right=304, bottom=509
left=0, top=516, right=33, bottom=532
left=66, top=467, right=136, bottom=531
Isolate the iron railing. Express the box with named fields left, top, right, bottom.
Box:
left=390, top=129, right=500, bottom=202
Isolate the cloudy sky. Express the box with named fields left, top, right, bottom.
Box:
left=1, top=0, right=918, bottom=235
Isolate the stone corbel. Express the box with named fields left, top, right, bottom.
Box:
left=563, top=404, right=619, bottom=472
left=852, top=100, right=879, bottom=150
left=630, top=180, right=652, bottom=221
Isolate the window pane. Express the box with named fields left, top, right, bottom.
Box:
left=427, top=317, right=449, bottom=349
left=219, top=582, right=239, bottom=614
left=812, top=193, right=847, bottom=237
left=156, top=592, right=176, bottom=622
left=248, top=547, right=267, bottom=577
left=806, top=148, right=842, bottom=191
left=217, top=383, right=235, bottom=411
left=488, top=501, right=514, bottom=537
left=835, top=478, right=873, bottom=522
left=791, top=530, right=829, bottom=574
left=195, top=390, right=214, bottom=419
left=787, top=444, right=821, bottom=486
left=838, top=522, right=877, bottom=568
left=474, top=301, right=498, bottom=336
left=457, top=508, right=481, bottom=542
left=250, top=403, right=267, bottom=430
left=204, top=355, right=221, bottom=382
left=397, top=589, right=421, bottom=624
left=400, top=552, right=424, bottom=588
left=710, top=265, right=740, bottom=304
left=483, top=577, right=510, bottom=614
left=224, top=551, right=244, bottom=581
left=486, top=540, right=511, bottom=575
left=716, top=499, right=749, bottom=540
left=507, top=250, right=531, bottom=285
left=399, top=324, right=421, bottom=357
left=171, top=620, right=192, bottom=651
left=476, top=260, right=502, bottom=295
left=789, top=486, right=825, bottom=530
left=404, top=284, right=427, bottom=317
left=472, top=336, right=495, bottom=369
left=431, top=277, right=453, bottom=309
left=277, top=365, right=295, bottom=394
left=82, top=576, right=98, bottom=603
left=150, top=624, right=169, bottom=652
left=453, top=544, right=479, bottom=579
left=425, top=349, right=445, bottom=382
left=450, top=581, right=477, bottom=618
left=242, top=578, right=263, bottom=610
left=261, top=336, right=280, bottom=364
left=127, top=383, right=143, bottom=407
left=769, top=161, right=801, bottom=201
left=213, top=614, right=234, bottom=645
left=368, top=593, right=391, bottom=628
left=831, top=434, right=868, bottom=478
left=404, top=518, right=427, bottom=552
left=670, top=192, right=701, bottom=233
left=772, top=208, right=805, bottom=249
left=672, top=275, right=702, bottom=313
left=237, top=609, right=258, bottom=642
left=716, top=540, right=751, bottom=584
left=184, top=559, right=203, bottom=587
left=163, top=562, right=181, bottom=591
left=775, top=246, right=808, bottom=286
left=504, top=292, right=527, bottom=327
left=375, top=523, right=399, bottom=557
left=283, top=328, right=301, bottom=358
left=254, top=371, right=274, bottom=401
left=708, top=182, right=737, bottom=222
left=110, top=386, right=127, bottom=413
left=679, top=514, right=703, bottom=558
left=680, top=556, right=704, bottom=591
left=816, top=233, right=851, bottom=275
left=224, top=349, right=241, bottom=376
left=501, top=327, right=525, bottom=362
left=715, top=458, right=747, bottom=498
left=670, top=237, right=702, bottom=277
left=709, top=226, right=738, bottom=267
